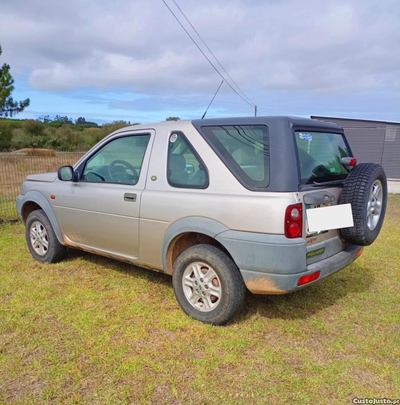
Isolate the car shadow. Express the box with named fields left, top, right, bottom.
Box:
left=66, top=249, right=374, bottom=322
left=66, top=248, right=172, bottom=286
left=241, top=262, right=374, bottom=321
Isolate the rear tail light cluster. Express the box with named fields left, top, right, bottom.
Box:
left=285, top=203, right=303, bottom=238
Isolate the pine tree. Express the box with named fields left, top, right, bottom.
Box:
left=0, top=44, right=30, bottom=117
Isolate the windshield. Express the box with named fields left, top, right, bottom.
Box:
left=295, top=131, right=351, bottom=184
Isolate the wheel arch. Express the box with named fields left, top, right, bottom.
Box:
left=21, top=191, right=64, bottom=244
left=161, top=217, right=235, bottom=275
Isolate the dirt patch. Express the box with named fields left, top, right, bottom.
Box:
left=245, top=277, right=287, bottom=295
left=12, top=148, right=56, bottom=157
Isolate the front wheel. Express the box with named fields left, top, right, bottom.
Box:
left=25, top=209, right=68, bottom=263
left=172, top=244, right=246, bottom=325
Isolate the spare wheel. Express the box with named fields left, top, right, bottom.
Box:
left=340, top=163, right=387, bottom=246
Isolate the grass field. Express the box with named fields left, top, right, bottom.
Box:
left=0, top=196, right=399, bottom=404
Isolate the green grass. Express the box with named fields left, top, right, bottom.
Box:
left=0, top=197, right=18, bottom=221
left=1, top=196, right=399, bottom=404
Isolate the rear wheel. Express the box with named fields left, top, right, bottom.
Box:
left=172, top=244, right=246, bottom=325
left=340, top=163, right=387, bottom=246
left=26, top=209, right=67, bottom=263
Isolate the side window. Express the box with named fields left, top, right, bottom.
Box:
left=167, top=131, right=209, bottom=189
left=82, top=134, right=150, bottom=185
left=200, top=125, right=270, bottom=189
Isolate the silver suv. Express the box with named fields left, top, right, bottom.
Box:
left=17, top=117, right=387, bottom=324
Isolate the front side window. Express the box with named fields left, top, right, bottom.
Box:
left=295, top=131, right=350, bottom=184
left=167, top=132, right=209, bottom=189
left=200, top=125, right=270, bottom=188
left=82, top=134, right=150, bottom=184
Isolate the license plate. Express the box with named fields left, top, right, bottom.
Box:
left=306, top=204, right=354, bottom=233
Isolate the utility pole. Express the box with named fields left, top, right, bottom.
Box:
left=254, top=105, right=257, bottom=117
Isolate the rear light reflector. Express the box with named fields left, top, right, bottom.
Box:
left=285, top=203, right=303, bottom=238
left=350, top=158, right=357, bottom=166
left=298, top=271, right=321, bottom=286
left=356, top=248, right=363, bottom=258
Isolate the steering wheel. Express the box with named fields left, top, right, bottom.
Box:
left=85, top=171, right=106, bottom=182
left=109, top=160, right=139, bottom=183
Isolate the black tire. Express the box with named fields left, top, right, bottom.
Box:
left=25, top=209, right=68, bottom=263
left=172, top=244, right=246, bottom=325
left=340, top=163, right=387, bottom=246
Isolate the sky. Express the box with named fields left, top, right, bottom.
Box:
left=1, top=0, right=399, bottom=124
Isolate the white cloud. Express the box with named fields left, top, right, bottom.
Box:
left=1, top=0, right=399, bottom=120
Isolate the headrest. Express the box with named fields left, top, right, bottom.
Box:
left=232, top=148, right=256, bottom=165
left=170, top=154, right=186, bottom=171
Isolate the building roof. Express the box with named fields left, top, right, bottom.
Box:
left=311, top=116, right=400, bottom=126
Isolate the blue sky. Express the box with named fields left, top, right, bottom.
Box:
left=2, top=0, right=400, bottom=124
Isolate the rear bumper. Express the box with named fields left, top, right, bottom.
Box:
left=241, top=244, right=361, bottom=294
left=216, top=230, right=362, bottom=294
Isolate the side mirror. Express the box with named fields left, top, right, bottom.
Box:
left=58, top=166, right=75, bottom=181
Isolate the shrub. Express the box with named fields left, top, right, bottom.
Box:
left=0, top=121, right=13, bottom=150
left=23, top=120, right=45, bottom=137
left=16, top=120, right=48, bottom=148
left=3, top=118, right=138, bottom=152
left=55, top=125, right=83, bottom=151
left=81, top=127, right=104, bottom=149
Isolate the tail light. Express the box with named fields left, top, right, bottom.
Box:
left=340, top=157, right=357, bottom=167
left=298, top=271, right=321, bottom=286
left=285, top=203, right=303, bottom=238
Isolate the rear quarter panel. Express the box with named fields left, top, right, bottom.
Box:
left=140, top=121, right=298, bottom=270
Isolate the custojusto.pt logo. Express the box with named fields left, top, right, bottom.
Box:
left=353, top=398, right=400, bottom=404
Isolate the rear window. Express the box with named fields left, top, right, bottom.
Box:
left=295, top=131, right=351, bottom=184
left=200, top=125, right=269, bottom=188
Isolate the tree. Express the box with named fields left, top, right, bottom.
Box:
left=38, top=115, right=51, bottom=123
left=54, top=115, right=72, bottom=124
left=0, top=44, right=30, bottom=117
left=166, top=117, right=180, bottom=121
left=76, top=117, right=86, bottom=125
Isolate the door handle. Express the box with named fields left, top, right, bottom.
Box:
left=124, top=193, right=137, bottom=202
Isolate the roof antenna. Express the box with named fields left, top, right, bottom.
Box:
left=202, top=80, right=224, bottom=119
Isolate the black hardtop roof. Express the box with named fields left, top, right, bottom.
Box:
left=192, top=115, right=342, bottom=132
left=191, top=116, right=347, bottom=192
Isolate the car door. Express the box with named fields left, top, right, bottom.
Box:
left=139, top=128, right=210, bottom=270
left=54, top=130, right=154, bottom=259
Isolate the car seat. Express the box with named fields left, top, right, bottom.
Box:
left=169, top=154, right=189, bottom=185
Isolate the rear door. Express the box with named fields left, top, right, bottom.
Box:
left=54, top=130, right=154, bottom=258
left=294, top=129, right=354, bottom=263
